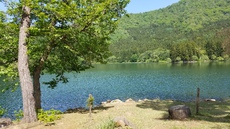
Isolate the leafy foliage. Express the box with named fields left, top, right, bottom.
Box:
left=0, top=11, right=19, bottom=92
left=205, top=39, right=224, bottom=60
left=13, top=108, right=62, bottom=123
left=1, top=0, right=130, bottom=122
left=38, top=109, right=62, bottom=125
left=0, top=0, right=130, bottom=89
left=110, top=0, right=230, bottom=63
left=87, top=94, right=94, bottom=108
left=98, top=119, right=115, bottom=129
left=87, top=94, right=94, bottom=117
left=170, top=41, right=200, bottom=62
left=14, top=109, right=23, bottom=122
left=0, top=106, right=7, bottom=117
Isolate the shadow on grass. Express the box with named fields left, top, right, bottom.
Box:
left=64, top=105, right=114, bottom=114
left=136, top=99, right=230, bottom=123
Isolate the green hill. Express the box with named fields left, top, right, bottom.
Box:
left=109, top=0, right=230, bottom=63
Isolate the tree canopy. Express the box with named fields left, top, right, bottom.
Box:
left=0, top=0, right=130, bottom=122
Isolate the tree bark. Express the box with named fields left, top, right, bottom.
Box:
left=33, top=69, right=41, bottom=111
left=18, top=5, right=37, bottom=123
left=33, top=44, right=54, bottom=111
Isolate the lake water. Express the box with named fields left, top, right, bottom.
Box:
left=0, top=62, right=230, bottom=118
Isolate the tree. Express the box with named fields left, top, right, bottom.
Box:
left=170, top=41, right=200, bottom=62
left=217, top=27, right=230, bottom=55
left=18, top=3, right=37, bottom=122
left=205, top=39, right=224, bottom=60
left=1, top=0, right=129, bottom=123
left=0, top=7, right=19, bottom=92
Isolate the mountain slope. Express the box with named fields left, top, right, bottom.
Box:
left=109, top=0, right=230, bottom=62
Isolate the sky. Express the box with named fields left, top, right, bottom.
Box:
left=0, top=0, right=180, bottom=13
left=0, top=3, right=6, bottom=12
left=126, top=0, right=180, bottom=13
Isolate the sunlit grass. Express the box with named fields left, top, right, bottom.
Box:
left=7, top=99, right=230, bottom=129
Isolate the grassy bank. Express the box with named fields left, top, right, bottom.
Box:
left=7, top=99, right=230, bottom=129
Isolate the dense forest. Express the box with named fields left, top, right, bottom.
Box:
left=108, top=0, right=230, bottom=63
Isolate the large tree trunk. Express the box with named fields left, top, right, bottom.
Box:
left=33, top=69, right=42, bottom=111
left=33, top=42, right=54, bottom=111
left=18, top=5, right=37, bottom=123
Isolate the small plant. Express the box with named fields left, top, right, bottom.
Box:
left=0, top=106, right=7, bottom=117
left=226, top=113, right=230, bottom=119
left=38, top=109, right=62, bottom=125
left=86, top=94, right=94, bottom=117
left=14, top=109, right=23, bottom=122
left=98, top=119, right=115, bottom=129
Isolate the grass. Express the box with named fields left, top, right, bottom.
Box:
left=7, top=99, right=230, bottom=129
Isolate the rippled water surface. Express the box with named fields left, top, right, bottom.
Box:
left=1, top=62, right=230, bottom=117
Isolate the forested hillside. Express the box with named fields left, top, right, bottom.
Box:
left=109, top=0, right=230, bottom=63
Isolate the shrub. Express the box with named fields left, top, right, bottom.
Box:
left=192, top=55, right=199, bottom=61
left=200, top=55, right=209, bottom=61
left=38, top=109, right=62, bottom=125
left=175, top=57, right=181, bottom=62
left=107, top=56, right=117, bottom=63
left=130, top=54, right=138, bottom=62
left=216, top=56, right=224, bottom=61
left=211, top=55, right=217, bottom=60
left=87, top=94, right=94, bottom=117
left=0, top=106, right=7, bottom=117
left=98, top=119, right=115, bottom=129
left=166, top=58, right=172, bottom=63
left=223, top=55, right=229, bottom=61
left=14, top=109, right=23, bottom=122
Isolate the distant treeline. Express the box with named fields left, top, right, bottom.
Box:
left=108, top=0, right=230, bottom=63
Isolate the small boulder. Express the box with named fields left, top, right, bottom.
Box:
left=106, top=100, right=112, bottom=103
left=143, top=98, right=150, bottom=101
left=125, top=98, right=135, bottom=103
left=100, top=101, right=107, bottom=105
left=113, top=117, right=134, bottom=128
left=205, top=99, right=216, bottom=102
left=138, top=99, right=143, bottom=102
left=110, top=99, right=123, bottom=104
left=168, top=105, right=191, bottom=120
left=0, top=118, right=12, bottom=128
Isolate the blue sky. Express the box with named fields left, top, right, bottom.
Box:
left=0, top=0, right=180, bottom=13
left=0, top=3, right=6, bottom=11
left=126, top=0, right=180, bottom=13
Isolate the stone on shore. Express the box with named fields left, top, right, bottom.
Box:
left=205, top=99, right=216, bottom=102
left=125, top=98, right=135, bottom=103
left=0, top=118, right=12, bottom=128
left=110, top=99, right=123, bottom=104
left=168, top=105, right=191, bottom=120
left=113, top=116, right=134, bottom=128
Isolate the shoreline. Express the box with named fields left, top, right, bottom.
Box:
left=65, top=97, right=228, bottom=113
left=5, top=98, right=230, bottom=129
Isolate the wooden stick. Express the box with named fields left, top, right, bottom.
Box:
left=196, top=87, right=200, bottom=115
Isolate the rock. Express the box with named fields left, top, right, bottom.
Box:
left=152, top=99, right=160, bottom=102
left=114, top=119, right=126, bottom=127
left=125, top=98, right=135, bottom=103
left=205, top=99, right=216, bottom=102
left=100, top=101, right=107, bottom=105
left=138, top=99, right=143, bottom=102
left=0, top=118, right=12, bottom=128
left=113, top=117, right=134, bottom=128
left=143, top=98, right=150, bottom=101
left=110, top=99, right=123, bottom=104
left=106, top=100, right=112, bottom=103
left=168, top=105, right=191, bottom=120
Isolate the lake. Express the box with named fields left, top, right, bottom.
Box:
left=0, top=62, right=230, bottom=118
